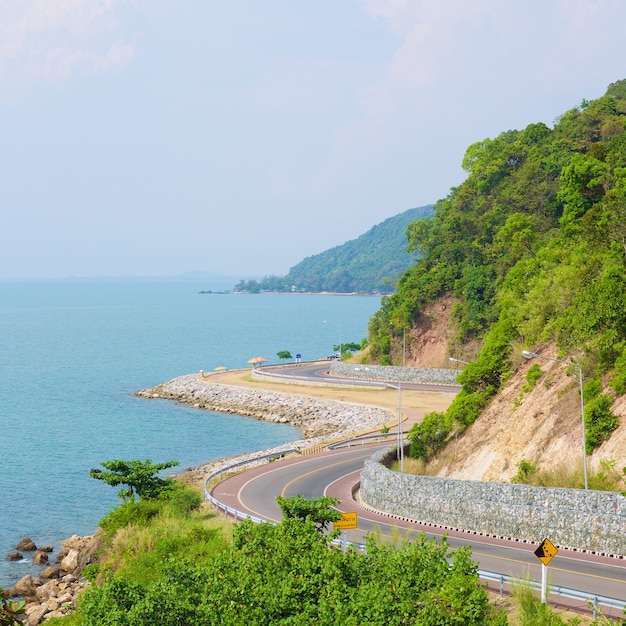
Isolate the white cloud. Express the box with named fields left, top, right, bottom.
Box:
left=0, top=0, right=136, bottom=98
left=311, top=0, right=626, bottom=203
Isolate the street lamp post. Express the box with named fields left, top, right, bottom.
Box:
left=522, top=350, right=588, bottom=490
left=323, top=320, right=342, bottom=358
left=390, top=323, right=407, bottom=367
left=394, top=378, right=404, bottom=473
left=449, top=357, right=469, bottom=366
left=355, top=367, right=404, bottom=472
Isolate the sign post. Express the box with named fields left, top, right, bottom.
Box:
left=333, top=512, right=358, bottom=553
left=534, top=537, right=558, bottom=603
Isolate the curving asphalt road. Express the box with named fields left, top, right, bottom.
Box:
left=257, top=361, right=461, bottom=393
left=211, top=363, right=626, bottom=615
left=212, top=445, right=626, bottom=616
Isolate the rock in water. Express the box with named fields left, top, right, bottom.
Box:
left=16, top=538, right=37, bottom=551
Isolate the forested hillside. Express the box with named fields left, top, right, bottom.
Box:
left=233, top=205, right=433, bottom=294
left=369, top=79, right=626, bottom=458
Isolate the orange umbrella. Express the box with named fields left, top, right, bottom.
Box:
left=247, top=356, right=267, bottom=366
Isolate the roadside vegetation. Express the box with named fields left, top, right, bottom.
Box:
left=3, top=458, right=622, bottom=624
left=44, top=464, right=507, bottom=625
left=395, top=453, right=626, bottom=493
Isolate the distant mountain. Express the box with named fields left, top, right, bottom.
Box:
left=233, top=205, right=434, bottom=294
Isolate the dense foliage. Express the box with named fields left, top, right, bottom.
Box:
left=53, top=495, right=506, bottom=626
left=370, top=80, right=626, bottom=453
left=233, top=205, right=433, bottom=294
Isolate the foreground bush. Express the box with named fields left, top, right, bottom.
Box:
left=68, top=511, right=506, bottom=626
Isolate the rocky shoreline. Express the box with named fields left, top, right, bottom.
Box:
left=3, top=534, right=100, bottom=625
left=136, top=373, right=393, bottom=439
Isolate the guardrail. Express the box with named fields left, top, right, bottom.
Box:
left=203, top=448, right=302, bottom=502
left=327, top=432, right=403, bottom=449
left=480, top=570, right=625, bottom=618
left=204, top=446, right=626, bottom=618
left=252, top=366, right=389, bottom=388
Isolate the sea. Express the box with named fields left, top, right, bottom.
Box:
left=0, top=278, right=381, bottom=589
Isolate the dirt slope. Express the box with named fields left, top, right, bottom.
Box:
left=408, top=300, right=626, bottom=483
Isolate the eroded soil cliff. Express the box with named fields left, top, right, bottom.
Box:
left=407, top=299, right=626, bottom=483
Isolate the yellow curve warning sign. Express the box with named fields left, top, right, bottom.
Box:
left=334, top=512, right=358, bottom=530
left=534, top=537, right=558, bottom=565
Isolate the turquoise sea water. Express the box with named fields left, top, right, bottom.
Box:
left=0, top=278, right=381, bottom=588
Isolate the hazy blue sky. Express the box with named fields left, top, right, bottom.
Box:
left=1, top=1, right=625, bottom=280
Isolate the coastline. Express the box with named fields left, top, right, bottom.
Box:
left=200, top=290, right=386, bottom=297
left=8, top=368, right=456, bottom=623
left=137, top=368, right=457, bottom=490
left=136, top=372, right=396, bottom=490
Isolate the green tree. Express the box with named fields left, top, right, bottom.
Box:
left=408, top=411, right=453, bottom=460
left=73, top=495, right=507, bottom=625
left=276, top=494, right=341, bottom=535
left=90, top=459, right=180, bottom=503
left=276, top=350, right=293, bottom=362
left=334, top=341, right=361, bottom=356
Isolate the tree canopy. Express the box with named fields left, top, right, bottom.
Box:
left=71, top=496, right=506, bottom=625
left=233, top=205, right=433, bottom=294
left=90, top=459, right=180, bottom=502
left=369, top=79, right=626, bottom=451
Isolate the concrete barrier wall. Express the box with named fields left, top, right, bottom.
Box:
left=360, top=448, right=626, bottom=555
left=330, top=362, right=460, bottom=386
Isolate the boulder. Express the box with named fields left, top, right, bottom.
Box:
left=59, top=549, right=79, bottom=573
left=13, top=574, right=42, bottom=596
left=7, top=551, right=23, bottom=561
left=16, top=538, right=37, bottom=551
left=57, top=534, right=101, bottom=575
left=39, top=566, right=60, bottom=580
left=33, top=551, right=49, bottom=565
left=36, top=581, right=59, bottom=600
left=25, top=602, right=48, bottom=626
left=57, top=592, right=73, bottom=605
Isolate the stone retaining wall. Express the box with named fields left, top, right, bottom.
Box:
left=136, top=374, right=392, bottom=440
left=330, top=362, right=460, bottom=386
left=360, top=448, right=626, bottom=555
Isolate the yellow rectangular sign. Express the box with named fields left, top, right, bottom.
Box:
left=334, top=512, right=358, bottom=530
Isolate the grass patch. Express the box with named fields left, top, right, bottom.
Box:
left=510, top=578, right=586, bottom=625
left=508, top=458, right=625, bottom=491
left=98, top=512, right=230, bottom=586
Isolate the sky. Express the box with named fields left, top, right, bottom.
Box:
left=1, top=0, right=626, bottom=280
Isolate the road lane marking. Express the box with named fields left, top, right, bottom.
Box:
left=280, top=453, right=374, bottom=497
left=235, top=450, right=374, bottom=521
left=229, top=451, right=626, bottom=589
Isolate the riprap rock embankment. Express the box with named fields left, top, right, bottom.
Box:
left=136, top=374, right=392, bottom=440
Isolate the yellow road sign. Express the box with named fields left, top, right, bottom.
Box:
left=334, top=512, right=358, bottom=530
left=534, top=537, right=558, bottom=565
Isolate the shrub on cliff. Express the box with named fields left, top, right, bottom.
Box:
left=90, top=459, right=180, bottom=503
left=99, top=482, right=201, bottom=538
